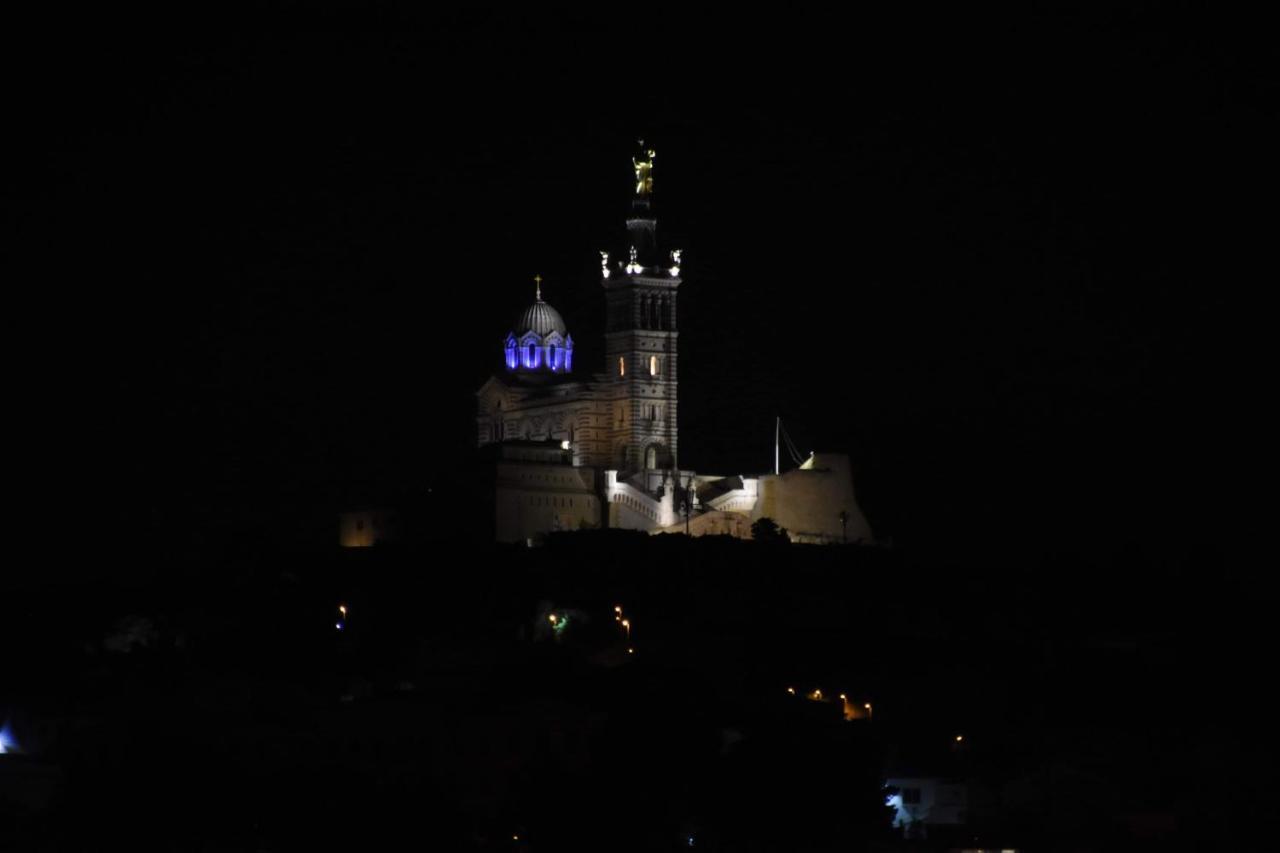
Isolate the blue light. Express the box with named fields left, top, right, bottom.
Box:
left=335, top=621, right=344, bottom=631
left=0, top=720, right=16, bottom=754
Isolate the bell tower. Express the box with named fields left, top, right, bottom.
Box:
left=603, top=140, right=681, bottom=476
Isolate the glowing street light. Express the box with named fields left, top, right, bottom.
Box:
left=620, top=618, right=630, bottom=638
left=338, top=604, right=347, bottom=617
left=548, top=613, right=558, bottom=625
left=955, top=735, right=964, bottom=743
left=865, top=703, right=873, bottom=720
left=786, top=686, right=796, bottom=695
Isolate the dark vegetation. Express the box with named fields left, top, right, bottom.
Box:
left=2, top=531, right=1248, bottom=851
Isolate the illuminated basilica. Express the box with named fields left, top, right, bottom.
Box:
left=475, top=144, right=872, bottom=545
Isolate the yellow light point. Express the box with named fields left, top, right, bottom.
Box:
left=614, top=605, right=622, bottom=614
left=955, top=735, right=964, bottom=742
left=786, top=687, right=796, bottom=695
left=838, top=694, right=847, bottom=701
left=627, top=647, right=634, bottom=654
left=549, top=614, right=558, bottom=624
left=338, top=605, right=347, bottom=617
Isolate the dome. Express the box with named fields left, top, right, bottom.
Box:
left=516, top=299, right=568, bottom=337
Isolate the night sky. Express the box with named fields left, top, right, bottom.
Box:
left=15, top=8, right=1246, bottom=565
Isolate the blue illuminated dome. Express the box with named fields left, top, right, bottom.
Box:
left=505, top=289, right=574, bottom=373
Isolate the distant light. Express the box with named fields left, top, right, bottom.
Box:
left=338, top=604, right=347, bottom=617
left=549, top=614, right=558, bottom=624
left=560, top=440, right=571, bottom=450
left=865, top=703, right=872, bottom=709
left=335, top=622, right=344, bottom=631
left=0, top=721, right=16, bottom=754
left=627, top=647, right=634, bottom=654
left=614, top=605, right=622, bottom=614
left=838, top=693, right=847, bottom=701
left=786, top=687, right=796, bottom=695
left=620, top=619, right=630, bottom=628
left=955, top=735, right=964, bottom=742
left=512, top=835, right=519, bottom=841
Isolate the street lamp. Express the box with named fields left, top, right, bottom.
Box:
left=681, top=472, right=694, bottom=535
left=621, top=618, right=630, bottom=639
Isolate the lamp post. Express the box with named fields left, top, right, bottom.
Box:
left=681, top=472, right=694, bottom=536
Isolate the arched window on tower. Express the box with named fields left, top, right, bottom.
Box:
left=618, top=356, right=625, bottom=377
left=645, top=445, right=657, bottom=469
left=649, top=355, right=659, bottom=377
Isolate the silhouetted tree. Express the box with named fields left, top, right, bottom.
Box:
left=751, top=517, right=789, bottom=545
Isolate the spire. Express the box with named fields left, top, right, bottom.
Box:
left=627, top=139, right=659, bottom=269
left=534, top=274, right=542, bottom=301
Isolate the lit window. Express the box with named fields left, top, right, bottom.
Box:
left=649, top=355, right=658, bottom=376
left=618, top=356, right=625, bottom=376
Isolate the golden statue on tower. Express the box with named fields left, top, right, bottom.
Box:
left=632, top=141, right=656, bottom=197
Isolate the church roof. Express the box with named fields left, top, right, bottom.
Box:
left=515, top=299, right=568, bottom=338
